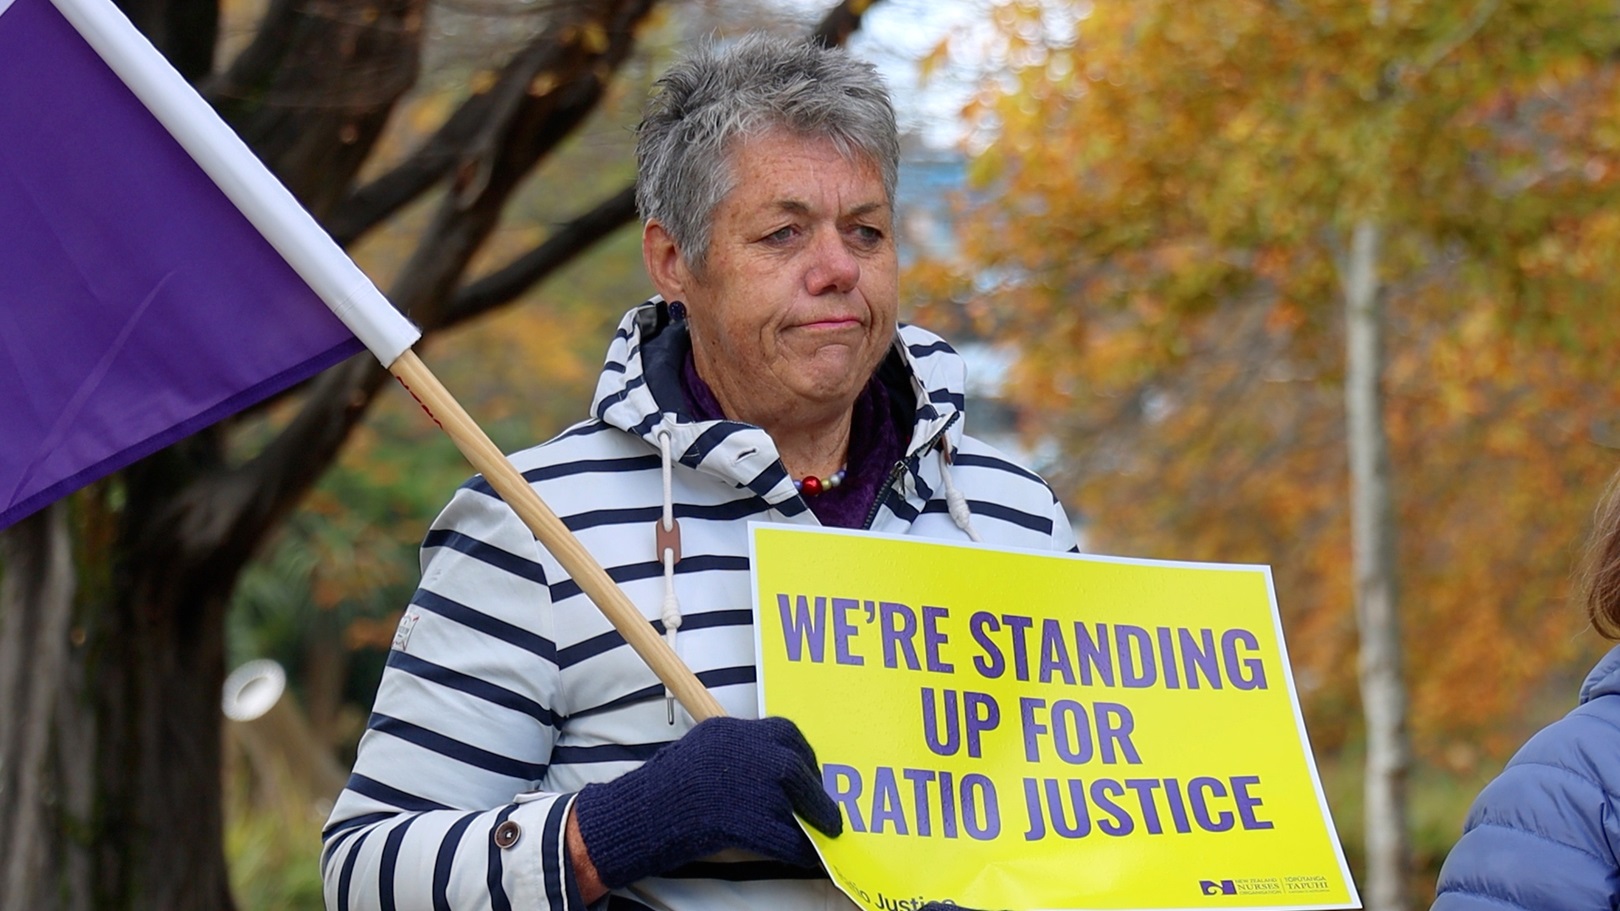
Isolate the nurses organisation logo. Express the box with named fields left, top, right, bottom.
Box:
left=1198, top=875, right=1333, bottom=898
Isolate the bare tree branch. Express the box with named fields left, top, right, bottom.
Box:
left=114, top=0, right=219, bottom=80
left=332, top=0, right=887, bottom=246
left=195, top=0, right=658, bottom=564
left=327, top=0, right=624, bottom=245
left=810, top=0, right=878, bottom=47
left=441, top=0, right=890, bottom=320
left=447, top=185, right=638, bottom=323
left=202, top=0, right=889, bottom=567
left=206, top=0, right=429, bottom=216
left=325, top=43, right=542, bottom=244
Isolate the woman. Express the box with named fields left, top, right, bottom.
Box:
left=1431, top=469, right=1620, bottom=909
left=322, top=35, right=1076, bottom=911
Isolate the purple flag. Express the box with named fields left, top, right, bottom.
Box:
left=0, top=0, right=412, bottom=529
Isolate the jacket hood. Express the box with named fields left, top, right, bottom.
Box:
left=1577, top=642, right=1620, bottom=704
left=587, top=300, right=967, bottom=508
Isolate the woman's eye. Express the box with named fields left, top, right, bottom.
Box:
left=850, top=224, right=884, bottom=247
left=765, top=225, right=797, bottom=243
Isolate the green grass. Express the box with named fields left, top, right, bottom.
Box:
left=1315, top=750, right=1498, bottom=904
left=225, top=788, right=328, bottom=911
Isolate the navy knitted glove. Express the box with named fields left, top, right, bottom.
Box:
left=572, top=716, right=843, bottom=888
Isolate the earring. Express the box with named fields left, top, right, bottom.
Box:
left=668, top=300, right=687, bottom=320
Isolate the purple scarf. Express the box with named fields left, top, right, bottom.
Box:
left=680, top=352, right=905, bottom=529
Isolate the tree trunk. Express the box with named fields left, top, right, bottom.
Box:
left=1, top=503, right=84, bottom=911
left=1342, top=217, right=1411, bottom=911
left=1, top=443, right=250, bottom=911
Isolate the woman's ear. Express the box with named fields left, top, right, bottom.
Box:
left=642, top=221, right=688, bottom=302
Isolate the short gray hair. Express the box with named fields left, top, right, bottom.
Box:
left=635, top=34, right=900, bottom=271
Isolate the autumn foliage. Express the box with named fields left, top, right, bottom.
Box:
left=911, top=0, right=1620, bottom=770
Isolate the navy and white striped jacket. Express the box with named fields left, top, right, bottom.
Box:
left=322, top=302, right=1077, bottom=911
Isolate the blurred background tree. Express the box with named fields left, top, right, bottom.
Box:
left=0, top=1, right=879, bottom=908
left=907, top=0, right=1620, bottom=905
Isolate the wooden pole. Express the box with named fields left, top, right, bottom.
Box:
left=389, top=349, right=725, bottom=722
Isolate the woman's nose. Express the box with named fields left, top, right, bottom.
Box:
left=804, top=229, right=860, bottom=295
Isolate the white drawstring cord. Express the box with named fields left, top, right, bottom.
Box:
left=656, top=429, right=683, bottom=723
left=939, top=445, right=982, bottom=542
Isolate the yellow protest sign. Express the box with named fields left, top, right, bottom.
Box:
left=750, top=525, right=1358, bottom=911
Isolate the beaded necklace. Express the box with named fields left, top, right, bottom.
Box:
left=793, top=466, right=848, bottom=498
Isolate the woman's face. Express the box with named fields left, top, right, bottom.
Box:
left=646, top=130, right=898, bottom=431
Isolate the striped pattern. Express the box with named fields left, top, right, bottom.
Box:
left=323, top=303, right=1077, bottom=910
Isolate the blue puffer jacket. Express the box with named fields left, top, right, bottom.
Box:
left=1431, top=644, right=1620, bottom=910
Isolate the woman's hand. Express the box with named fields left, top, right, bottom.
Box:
left=568, top=716, right=843, bottom=894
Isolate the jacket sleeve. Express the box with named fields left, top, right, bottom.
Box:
left=1431, top=705, right=1620, bottom=910
left=322, top=484, right=584, bottom=911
